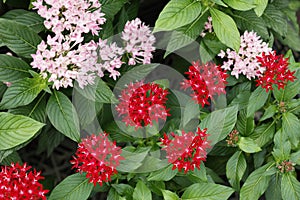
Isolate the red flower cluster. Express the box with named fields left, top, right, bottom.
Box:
left=0, top=163, right=48, bottom=200
left=160, top=128, right=210, bottom=173
left=181, top=61, right=228, bottom=107
left=116, top=81, right=170, bottom=128
left=256, top=51, right=296, bottom=92
left=70, top=133, right=124, bottom=186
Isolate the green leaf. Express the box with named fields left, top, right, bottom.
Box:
left=165, top=10, right=209, bottom=57
left=251, top=122, right=276, bottom=147
left=187, top=162, right=207, bottom=183
left=272, top=129, right=291, bottom=161
left=272, top=70, right=300, bottom=102
left=232, top=10, right=269, bottom=39
left=162, top=190, right=179, bottom=200
left=181, top=182, right=234, bottom=200
left=211, top=0, right=228, bottom=7
left=46, top=91, right=80, bottom=142
left=1, top=151, right=22, bottom=165
left=104, top=121, right=135, bottom=143
left=236, top=109, right=254, bottom=136
left=112, top=184, right=134, bottom=197
left=265, top=173, right=282, bottom=200
left=238, top=137, right=261, bottom=153
left=75, top=78, right=117, bottom=104
left=262, top=4, right=287, bottom=36
left=281, top=173, right=300, bottom=200
left=133, top=181, right=152, bottom=200
left=100, top=0, right=128, bottom=20
left=183, top=99, right=200, bottom=128
left=282, top=112, right=300, bottom=147
left=223, top=0, right=255, bottom=11
left=0, top=18, right=41, bottom=58
left=49, top=173, right=93, bottom=200
left=254, top=0, right=268, bottom=16
left=1, top=9, right=45, bottom=33
left=200, top=105, right=238, bottom=147
left=240, top=162, right=275, bottom=200
left=226, top=151, right=247, bottom=191
left=107, top=188, right=123, bottom=200
left=0, top=77, right=47, bottom=109
left=290, top=150, right=300, bottom=165
left=147, top=164, right=177, bottom=181
left=0, top=112, right=44, bottom=150
left=0, top=54, right=30, bottom=82
left=260, top=105, right=277, bottom=121
left=279, top=24, right=300, bottom=51
left=154, top=0, right=202, bottom=32
left=210, top=8, right=240, bottom=51
left=117, top=147, right=150, bottom=172
left=247, top=87, right=269, bottom=117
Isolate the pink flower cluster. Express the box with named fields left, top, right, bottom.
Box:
left=70, top=133, right=124, bottom=186
left=0, top=163, right=48, bottom=200
left=200, top=16, right=213, bottom=37
left=31, top=1, right=156, bottom=89
left=122, top=18, right=156, bottom=65
left=218, top=31, right=272, bottom=79
left=160, top=128, right=210, bottom=173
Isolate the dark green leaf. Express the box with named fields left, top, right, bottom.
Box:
left=183, top=99, right=200, bottom=128
left=262, top=4, right=287, bottom=36
left=100, top=0, right=128, bottom=20
left=272, top=129, right=291, bottom=161
left=0, top=18, right=41, bottom=58
left=46, top=91, right=80, bottom=142
left=0, top=112, right=44, bottom=150
left=236, top=109, right=254, bottom=136
left=1, top=151, right=22, bottom=165
left=0, top=54, right=30, bottom=82
left=117, top=147, right=150, bottom=172
left=187, top=162, right=207, bottom=183
left=265, top=173, right=282, bottom=200
left=210, top=8, right=240, bottom=51
left=260, top=105, right=277, bottom=121
left=226, top=151, right=247, bottom=191
left=181, top=182, right=234, bottom=200
left=1, top=9, right=45, bottom=33
left=49, top=173, right=93, bottom=200
left=251, top=122, right=276, bottom=147
left=37, top=128, right=65, bottom=157
left=154, top=0, right=202, bottom=32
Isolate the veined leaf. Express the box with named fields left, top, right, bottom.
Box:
left=181, top=182, right=234, bottom=200
left=226, top=151, right=247, bottom=191
left=154, top=0, right=202, bottom=32
left=238, top=137, right=262, bottom=153
left=46, top=91, right=80, bottom=142
left=223, top=0, right=256, bottom=11
left=49, top=173, right=93, bottom=200
left=148, top=164, right=177, bottom=181
left=0, top=77, right=47, bottom=109
left=0, top=112, right=44, bottom=150
left=262, top=4, right=287, bottom=36
left=133, top=181, right=152, bottom=200
left=254, top=0, right=268, bottom=17
left=240, top=162, right=275, bottom=200
left=161, top=190, right=179, bottom=200
left=0, top=54, right=30, bottom=82
left=282, top=112, right=300, bottom=147
left=0, top=18, right=41, bottom=58
left=1, top=9, right=45, bottom=33
left=281, top=173, right=300, bottom=200
left=210, top=8, right=240, bottom=51
left=247, top=87, right=269, bottom=117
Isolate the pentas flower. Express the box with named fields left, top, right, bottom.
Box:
left=160, top=128, right=210, bottom=173
left=70, top=133, right=124, bottom=186
left=122, top=18, right=156, bottom=65
left=0, top=163, right=48, bottom=200
left=181, top=61, right=227, bottom=107
left=200, top=16, right=213, bottom=37
left=218, top=31, right=272, bottom=79
left=32, top=0, right=106, bottom=42
left=116, top=81, right=170, bottom=129
left=256, top=51, right=296, bottom=92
